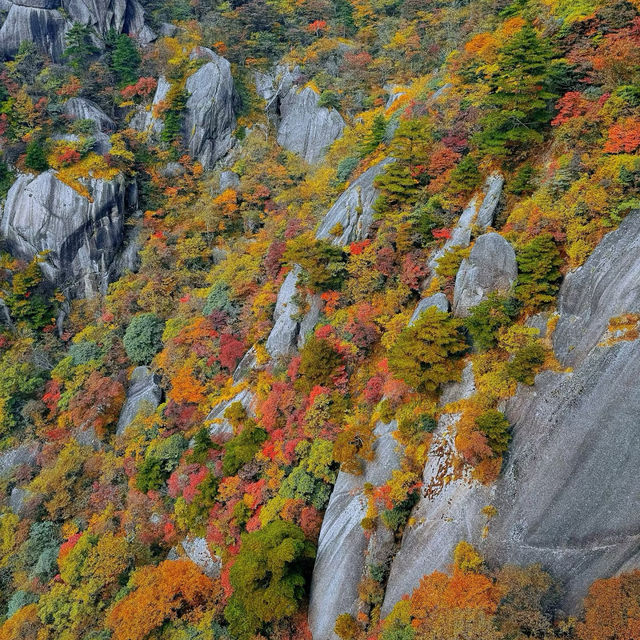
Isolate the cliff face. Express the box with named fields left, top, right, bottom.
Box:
left=0, top=0, right=152, bottom=61
left=381, top=210, right=640, bottom=615
left=1, top=171, right=129, bottom=298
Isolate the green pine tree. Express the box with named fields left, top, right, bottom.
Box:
left=514, top=233, right=563, bottom=310
left=63, top=22, right=99, bottom=71
left=111, top=34, right=141, bottom=87
left=473, top=23, right=557, bottom=161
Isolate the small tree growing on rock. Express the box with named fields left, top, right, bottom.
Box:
left=388, top=306, right=467, bottom=393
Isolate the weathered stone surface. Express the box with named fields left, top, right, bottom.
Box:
left=183, top=50, right=236, bottom=169
left=428, top=172, right=505, bottom=275
left=62, top=0, right=140, bottom=35
left=1, top=170, right=128, bottom=298
left=130, top=75, right=170, bottom=135
left=409, top=292, right=449, bottom=325
left=297, top=293, right=322, bottom=349
left=63, top=97, right=115, bottom=132
left=384, top=211, right=640, bottom=614
left=309, top=420, right=401, bottom=640
left=219, top=170, right=239, bottom=192
left=265, top=266, right=301, bottom=358
left=382, top=363, right=481, bottom=614
left=0, top=442, right=40, bottom=479
left=277, top=86, right=345, bottom=164
left=181, top=537, right=221, bottom=578
left=452, top=232, right=517, bottom=316
left=254, top=64, right=300, bottom=120
left=116, top=366, right=162, bottom=436
left=62, top=97, right=114, bottom=154
left=0, top=4, right=67, bottom=60
left=12, top=0, right=59, bottom=9
left=476, top=172, right=504, bottom=229
left=206, top=387, right=254, bottom=438
left=316, top=158, right=392, bottom=246
left=552, top=211, right=640, bottom=366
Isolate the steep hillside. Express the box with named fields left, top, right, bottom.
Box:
left=1, top=1, right=640, bottom=640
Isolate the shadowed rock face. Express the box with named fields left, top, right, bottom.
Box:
left=131, top=50, right=236, bottom=169
left=309, top=420, right=401, bottom=640
left=1, top=171, right=128, bottom=298
left=265, top=266, right=302, bottom=359
left=452, top=232, right=517, bottom=317
left=0, top=4, right=67, bottom=60
left=62, top=97, right=115, bottom=154
left=382, top=210, right=640, bottom=615
left=277, top=86, right=345, bottom=164
left=0, top=0, right=153, bottom=62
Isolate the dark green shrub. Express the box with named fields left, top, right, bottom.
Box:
left=123, top=313, right=165, bottom=364
left=475, top=409, right=511, bottom=455
left=224, top=520, right=315, bottom=639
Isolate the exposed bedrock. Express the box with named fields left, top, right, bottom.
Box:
left=382, top=210, right=640, bottom=614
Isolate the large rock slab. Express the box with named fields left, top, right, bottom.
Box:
left=452, top=232, right=517, bottom=316
left=183, top=49, right=236, bottom=169
left=63, top=97, right=114, bottom=154
left=63, top=97, right=115, bottom=132
left=265, top=266, right=301, bottom=359
left=309, top=420, right=401, bottom=640
left=277, top=86, right=345, bottom=164
left=315, top=158, right=392, bottom=246
left=0, top=4, right=67, bottom=60
left=382, top=363, right=481, bottom=614
left=552, top=211, right=640, bottom=366
left=0, top=0, right=152, bottom=62
left=383, top=210, right=640, bottom=614
left=116, top=366, right=162, bottom=436
left=1, top=170, right=128, bottom=298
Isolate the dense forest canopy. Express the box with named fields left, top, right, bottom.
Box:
left=0, top=0, right=640, bottom=639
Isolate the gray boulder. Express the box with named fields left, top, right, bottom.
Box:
left=316, top=158, right=392, bottom=245
left=219, top=170, right=239, bottom=192
left=0, top=4, right=67, bottom=60
left=183, top=50, right=236, bottom=169
left=309, top=419, right=401, bottom=640
left=452, top=232, right=517, bottom=316
left=116, top=366, right=162, bottom=436
left=1, top=170, right=128, bottom=298
left=277, top=86, right=345, bottom=164
left=63, top=97, right=115, bottom=133
left=181, top=536, right=221, bottom=578
left=428, top=172, right=504, bottom=275
left=254, top=64, right=301, bottom=121
left=63, top=97, right=114, bottom=154
left=265, top=266, right=301, bottom=358
left=61, top=0, right=149, bottom=37
left=409, top=292, right=449, bottom=325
